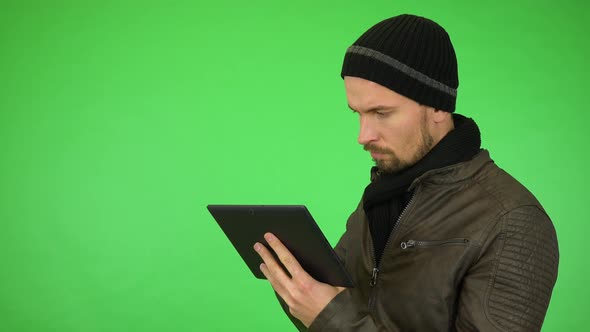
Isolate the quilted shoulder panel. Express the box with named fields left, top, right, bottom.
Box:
left=487, top=206, right=559, bottom=331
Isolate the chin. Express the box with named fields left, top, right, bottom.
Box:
left=376, top=159, right=410, bottom=174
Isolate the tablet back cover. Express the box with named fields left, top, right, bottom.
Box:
left=207, top=205, right=354, bottom=288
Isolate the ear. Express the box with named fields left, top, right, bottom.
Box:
left=431, top=108, right=451, bottom=124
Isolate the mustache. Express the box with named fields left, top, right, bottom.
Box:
left=363, top=143, right=393, bottom=154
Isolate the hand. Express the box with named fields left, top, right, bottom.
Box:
left=254, top=232, right=346, bottom=327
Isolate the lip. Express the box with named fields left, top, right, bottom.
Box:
left=370, top=151, right=387, bottom=159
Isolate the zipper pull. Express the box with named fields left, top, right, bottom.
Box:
left=400, top=240, right=416, bottom=250
left=370, top=267, right=379, bottom=287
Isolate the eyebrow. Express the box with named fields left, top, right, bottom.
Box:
left=348, top=104, right=394, bottom=113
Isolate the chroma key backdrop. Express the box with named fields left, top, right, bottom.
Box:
left=1, top=1, right=588, bottom=331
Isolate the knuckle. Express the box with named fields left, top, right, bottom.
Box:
left=281, top=255, right=293, bottom=267
left=283, top=293, right=295, bottom=308
left=297, top=279, right=312, bottom=293
left=286, top=286, right=302, bottom=303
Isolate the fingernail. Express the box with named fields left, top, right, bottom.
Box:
left=264, top=233, right=273, bottom=242
left=254, top=243, right=261, bottom=251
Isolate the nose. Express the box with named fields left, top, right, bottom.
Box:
left=358, top=116, right=377, bottom=145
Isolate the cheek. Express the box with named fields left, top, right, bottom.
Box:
left=381, top=122, right=414, bottom=150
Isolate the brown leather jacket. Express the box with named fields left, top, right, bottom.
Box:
left=280, top=150, right=559, bottom=331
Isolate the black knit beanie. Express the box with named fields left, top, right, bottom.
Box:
left=341, top=14, right=459, bottom=112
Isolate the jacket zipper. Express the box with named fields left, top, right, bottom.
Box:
left=400, top=238, right=469, bottom=250
left=368, top=190, right=418, bottom=311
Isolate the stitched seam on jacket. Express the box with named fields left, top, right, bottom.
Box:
left=483, top=206, right=557, bottom=332
left=483, top=217, right=506, bottom=332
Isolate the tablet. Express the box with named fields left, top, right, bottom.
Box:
left=207, top=205, right=354, bottom=287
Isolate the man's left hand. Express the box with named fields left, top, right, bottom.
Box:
left=254, top=232, right=346, bottom=327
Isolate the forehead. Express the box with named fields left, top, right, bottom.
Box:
left=344, top=76, right=410, bottom=111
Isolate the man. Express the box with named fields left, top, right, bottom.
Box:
left=254, top=14, right=559, bottom=331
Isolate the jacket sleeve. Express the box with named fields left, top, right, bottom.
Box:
left=454, top=205, right=559, bottom=331
left=306, top=289, right=401, bottom=331
left=274, top=289, right=396, bottom=332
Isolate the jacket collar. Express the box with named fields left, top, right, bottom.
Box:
left=369, top=149, right=492, bottom=191
left=407, top=149, right=492, bottom=191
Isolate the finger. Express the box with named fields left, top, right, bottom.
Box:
left=254, top=242, right=292, bottom=287
left=259, top=262, right=290, bottom=301
left=264, top=232, right=309, bottom=280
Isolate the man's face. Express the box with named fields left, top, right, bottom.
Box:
left=344, top=76, right=435, bottom=174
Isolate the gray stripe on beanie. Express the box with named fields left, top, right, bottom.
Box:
left=346, top=45, right=457, bottom=97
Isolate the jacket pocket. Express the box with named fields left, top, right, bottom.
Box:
left=400, top=238, right=469, bottom=250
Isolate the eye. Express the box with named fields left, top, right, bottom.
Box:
left=376, top=111, right=390, bottom=118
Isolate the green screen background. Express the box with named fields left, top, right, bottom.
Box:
left=1, top=0, right=588, bottom=331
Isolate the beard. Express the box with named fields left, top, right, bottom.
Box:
left=364, top=112, right=434, bottom=174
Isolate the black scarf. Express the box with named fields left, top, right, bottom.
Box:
left=363, top=114, right=481, bottom=265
